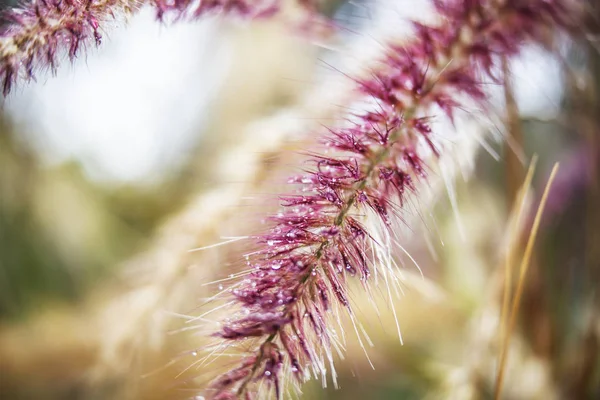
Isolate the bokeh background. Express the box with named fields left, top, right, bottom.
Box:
left=0, top=0, right=599, bottom=399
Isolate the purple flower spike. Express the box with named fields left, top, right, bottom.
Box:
left=0, top=0, right=321, bottom=96
left=204, top=0, right=581, bottom=398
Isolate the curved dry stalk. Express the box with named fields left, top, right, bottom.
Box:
left=494, top=164, right=559, bottom=399
left=498, top=156, right=537, bottom=362
left=431, top=163, right=558, bottom=400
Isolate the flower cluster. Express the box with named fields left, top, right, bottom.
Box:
left=204, top=0, right=580, bottom=398
left=0, top=0, right=316, bottom=96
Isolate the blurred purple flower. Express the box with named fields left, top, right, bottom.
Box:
left=0, top=0, right=318, bottom=96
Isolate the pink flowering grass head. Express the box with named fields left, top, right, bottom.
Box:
left=196, top=0, right=583, bottom=399
left=0, top=0, right=324, bottom=96
left=0, top=0, right=107, bottom=95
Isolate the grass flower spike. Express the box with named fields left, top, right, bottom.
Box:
left=0, top=0, right=317, bottom=96
left=204, top=0, right=581, bottom=398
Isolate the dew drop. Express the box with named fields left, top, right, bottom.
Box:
left=218, top=284, right=224, bottom=290
left=267, top=240, right=275, bottom=246
left=264, top=371, right=272, bottom=377
left=191, top=351, right=198, bottom=356
left=271, top=263, right=282, bottom=270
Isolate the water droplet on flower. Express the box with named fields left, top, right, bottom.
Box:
left=191, top=351, right=198, bottom=356
left=264, top=371, right=271, bottom=377
left=218, top=284, right=224, bottom=290
left=267, top=240, right=275, bottom=246
left=271, top=263, right=282, bottom=270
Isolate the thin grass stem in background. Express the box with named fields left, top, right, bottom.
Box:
left=494, top=163, right=560, bottom=400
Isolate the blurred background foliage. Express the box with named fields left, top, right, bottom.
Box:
left=0, top=0, right=599, bottom=399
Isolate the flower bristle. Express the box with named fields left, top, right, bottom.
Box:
left=203, top=0, right=581, bottom=398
